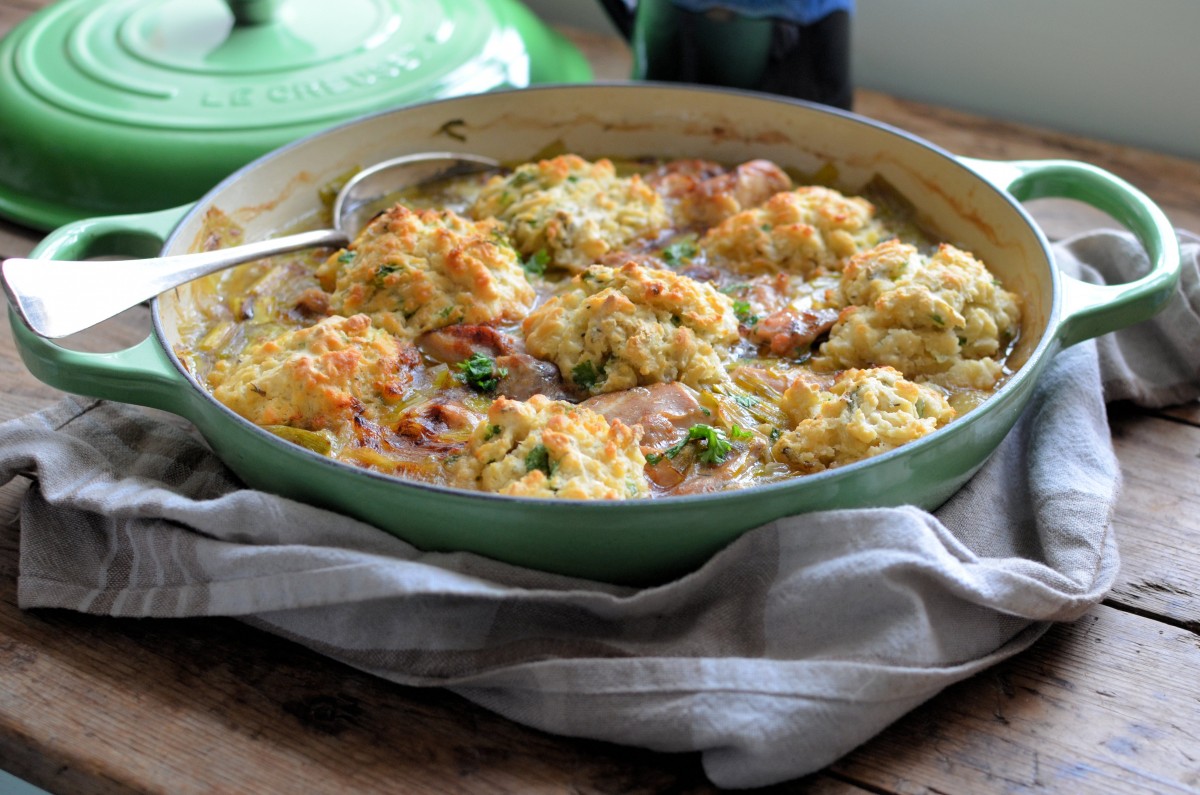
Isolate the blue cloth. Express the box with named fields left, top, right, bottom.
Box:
left=671, top=0, right=853, bottom=25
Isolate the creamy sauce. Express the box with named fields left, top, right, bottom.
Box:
left=174, top=156, right=1021, bottom=499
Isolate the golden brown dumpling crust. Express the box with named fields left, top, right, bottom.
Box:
left=772, top=366, right=955, bottom=473
left=700, top=186, right=885, bottom=277
left=522, top=261, right=740, bottom=395
left=812, top=240, right=1022, bottom=389
left=209, top=314, right=417, bottom=438
left=318, top=204, right=534, bottom=340
left=469, top=154, right=670, bottom=273
left=451, top=394, right=648, bottom=499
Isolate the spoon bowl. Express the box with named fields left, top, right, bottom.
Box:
left=0, top=152, right=501, bottom=339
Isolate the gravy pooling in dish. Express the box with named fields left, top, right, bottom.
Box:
left=176, top=154, right=1021, bottom=499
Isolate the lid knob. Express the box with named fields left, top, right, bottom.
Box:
left=226, top=0, right=280, bottom=25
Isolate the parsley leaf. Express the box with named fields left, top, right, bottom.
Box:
left=374, top=262, right=400, bottom=286
left=661, top=238, right=698, bottom=266
left=732, top=300, right=759, bottom=327
left=523, top=249, right=550, bottom=276
left=665, top=424, right=734, bottom=466
left=509, top=171, right=536, bottom=189
left=572, top=360, right=602, bottom=390
left=729, top=424, right=754, bottom=441
left=456, top=352, right=508, bottom=392
left=525, top=444, right=553, bottom=476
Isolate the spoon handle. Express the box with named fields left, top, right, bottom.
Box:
left=2, top=228, right=347, bottom=339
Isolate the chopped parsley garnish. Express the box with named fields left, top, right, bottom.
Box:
left=523, top=249, right=550, bottom=276
left=733, top=300, right=759, bottom=327
left=665, top=424, right=734, bottom=466
left=930, top=313, right=945, bottom=325
left=768, top=427, right=783, bottom=443
left=645, top=452, right=664, bottom=465
left=661, top=239, right=698, bottom=266
left=455, top=352, right=507, bottom=392
left=483, top=424, right=502, bottom=440
left=572, top=360, right=602, bottom=390
left=729, top=424, right=754, bottom=441
left=525, top=444, right=553, bottom=476
left=337, top=250, right=355, bottom=265
left=509, top=171, right=536, bottom=189
left=374, top=263, right=400, bottom=286
left=732, top=394, right=760, bottom=408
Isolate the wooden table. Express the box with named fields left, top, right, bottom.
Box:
left=3, top=4, right=1199, bottom=793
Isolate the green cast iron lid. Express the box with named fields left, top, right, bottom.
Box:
left=0, top=0, right=591, bottom=230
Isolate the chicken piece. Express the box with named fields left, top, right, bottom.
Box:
left=393, top=399, right=481, bottom=451
left=749, top=307, right=840, bottom=357
left=494, top=353, right=573, bottom=402
left=293, top=287, right=331, bottom=317
left=648, top=159, right=793, bottom=228
left=581, top=381, right=709, bottom=449
left=665, top=443, right=764, bottom=495
left=416, top=323, right=518, bottom=365
left=583, top=382, right=759, bottom=494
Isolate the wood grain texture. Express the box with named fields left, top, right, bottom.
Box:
left=852, top=91, right=1200, bottom=234
left=834, top=607, right=1200, bottom=794
left=1107, top=408, right=1200, bottom=629
left=1, top=3, right=1198, bottom=794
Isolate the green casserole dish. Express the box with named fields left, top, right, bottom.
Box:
left=8, top=84, right=1180, bottom=583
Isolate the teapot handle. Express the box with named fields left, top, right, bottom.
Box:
left=225, top=0, right=280, bottom=25
left=596, top=0, right=635, bottom=39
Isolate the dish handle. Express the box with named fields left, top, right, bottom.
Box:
left=961, top=157, right=1181, bottom=349
left=5, top=205, right=192, bottom=412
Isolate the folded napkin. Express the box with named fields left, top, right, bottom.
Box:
left=3, top=231, right=1198, bottom=789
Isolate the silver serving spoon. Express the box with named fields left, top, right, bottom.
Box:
left=1, top=152, right=501, bottom=339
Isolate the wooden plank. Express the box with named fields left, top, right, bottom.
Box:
left=1107, top=407, right=1200, bottom=628
left=1160, top=401, right=1200, bottom=426
left=0, top=220, right=39, bottom=261
left=854, top=91, right=1200, bottom=233
left=6, top=568, right=1199, bottom=794
left=0, top=579, right=717, bottom=795
left=2, top=5, right=1197, bottom=794
left=0, top=304, right=153, bottom=424
left=833, top=605, right=1200, bottom=795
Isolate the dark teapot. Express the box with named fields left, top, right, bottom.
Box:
left=597, top=0, right=853, bottom=109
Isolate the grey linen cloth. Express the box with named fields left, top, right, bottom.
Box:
left=3, top=231, right=1198, bottom=789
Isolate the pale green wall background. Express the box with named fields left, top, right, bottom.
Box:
left=522, top=0, right=1200, bottom=161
